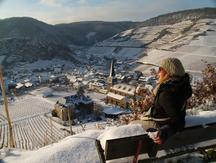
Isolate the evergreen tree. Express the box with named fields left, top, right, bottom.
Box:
left=51, top=109, right=57, bottom=117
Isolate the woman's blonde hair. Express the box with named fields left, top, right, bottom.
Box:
left=156, top=73, right=171, bottom=85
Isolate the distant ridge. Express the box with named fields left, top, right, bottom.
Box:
left=0, top=17, right=139, bottom=47
left=134, top=7, right=216, bottom=28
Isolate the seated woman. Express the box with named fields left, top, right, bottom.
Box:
left=131, top=58, right=192, bottom=144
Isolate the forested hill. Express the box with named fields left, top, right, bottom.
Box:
left=0, top=17, right=139, bottom=47
left=0, top=18, right=138, bottom=69
left=134, top=7, right=216, bottom=28
left=55, top=21, right=139, bottom=47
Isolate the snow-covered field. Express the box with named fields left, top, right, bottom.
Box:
left=0, top=88, right=71, bottom=151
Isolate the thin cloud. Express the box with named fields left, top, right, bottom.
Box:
left=78, top=0, right=86, bottom=4
left=39, top=0, right=64, bottom=8
left=47, top=0, right=216, bottom=24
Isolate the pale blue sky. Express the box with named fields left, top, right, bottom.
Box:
left=0, top=0, right=215, bottom=25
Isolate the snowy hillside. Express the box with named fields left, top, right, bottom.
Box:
left=0, top=37, right=76, bottom=69
left=136, top=19, right=216, bottom=75
left=83, top=18, right=216, bottom=77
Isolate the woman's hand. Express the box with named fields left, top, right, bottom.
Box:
left=154, top=131, right=162, bottom=145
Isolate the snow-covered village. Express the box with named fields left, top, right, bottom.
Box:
left=0, top=2, right=216, bottom=163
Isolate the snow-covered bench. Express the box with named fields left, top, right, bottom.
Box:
left=95, top=121, right=216, bottom=163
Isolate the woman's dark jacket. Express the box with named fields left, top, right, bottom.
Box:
left=152, top=73, right=192, bottom=142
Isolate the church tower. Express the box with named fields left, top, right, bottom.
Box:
left=107, top=55, right=117, bottom=93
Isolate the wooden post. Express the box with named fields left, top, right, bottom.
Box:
left=46, top=132, right=48, bottom=145
left=0, top=64, right=15, bottom=148
left=68, top=109, right=72, bottom=135
left=95, top=140, right=106, bottom=163
left=50, top=117, right=53, bottom=142
left=133, top=140, right=142, bottom=163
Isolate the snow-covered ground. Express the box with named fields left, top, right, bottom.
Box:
left=0, top=85, right=216, bottom=163
left=0, top=87, right=129, bottom=155
left=1, top=114, right=216, bottom=163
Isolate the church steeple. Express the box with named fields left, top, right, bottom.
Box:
left=107, top=54, right=117, bottom=94
left=109, top=55, right=115, bottom=77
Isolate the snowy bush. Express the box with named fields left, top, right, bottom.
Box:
left=187, top=60, right=216, bottom=112
left=0, top=147, right=10, bottom=159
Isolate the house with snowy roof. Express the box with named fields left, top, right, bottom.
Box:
left=89, top=82, right=105, bottom=90
left=62, top=65, right=68, bottom=71
left=129, top=79, right=138, bottom=86
left=66, top=74, right=77, bottom=83
left=24, top=82, right=33, bottom=88
left=43, top=91, right=53, bottom=98
left=7, top=80, right=17, bottom=91
left=49, top=75, right=59, bottom=83
left=44, top=66, right=52, bottom=72
left=16, top=83, right=24, bottom=89
left=30, top=75, right=40, bottom=83
left=53, top=65, right=61, bottom=73
left=0, top=94, right=3, bottom=105
left=16, top=78, right=24, bottom=84
left=115, top=74, right=127, bottom=82
left=73, top=82, right=84, bottom=89
left=84, top=73, right=95, bottom=80
left=82, top=80, right=90, bottom=89
left=107, top=83, right=136, bottom=108
left=38, top=72, right=50, bottom=83
left=55, top=93, right=94, bottom=121
left=1, top=79, right=17, bottom=92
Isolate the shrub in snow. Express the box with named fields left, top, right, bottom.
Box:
left=51, top=109, right=57, bottom=117
left=80, top=123, right=86, bottom=131
left=201, top=148, right=216, bottom=161
left=0, top=147, right=10, bottom=158
left=187, top=60, right=216, bottom=112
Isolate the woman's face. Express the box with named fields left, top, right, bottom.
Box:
left=157, top=67, right=167, bottom=80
